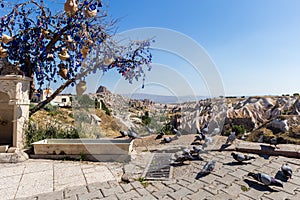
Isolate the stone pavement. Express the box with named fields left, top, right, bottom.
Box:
left=0, top=135, right=300, bottom=200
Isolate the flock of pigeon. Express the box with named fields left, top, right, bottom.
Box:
left=168, top=129, right=292, bottom=189
left=119, top=127, right=293, bottom=189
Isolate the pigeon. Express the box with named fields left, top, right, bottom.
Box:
left=182, top=148, right=194, bottom=160
left=155, top=132, right=165, bottom=140
left=173, top=128, right=182, bottom=136
left=201, top=160, right=216, bottom=174
left=281, top=164, right=292, bottom=179
left=162, top=136, right=172, bottom=143
left=194, top=129, right=206, bottom=142
left=248, top=172, right=283, bottom=187
left=128, top=130, right=141, bottom=139
left=119, top=130, right=128, bottom=137
left=171, top=154, right=187, bottom=164
left=211, top=127, right=220, bottom=136
left=231, top=152, right=255, bottom=163
left=191, top=146, right=206, bottom=155
left=225, top=132, right=236, bottom=145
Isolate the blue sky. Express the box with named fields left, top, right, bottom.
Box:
left=1, top=1, right=300, bottom=97
left=101, top=0, right=300, bottom=96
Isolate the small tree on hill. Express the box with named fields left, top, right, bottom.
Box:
left=0, top=0, right=152, bottom=116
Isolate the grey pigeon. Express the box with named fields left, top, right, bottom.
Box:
left=225, top=132, right=236, bottom=144
left=202, top=136, right=212, bottom=149
left=119, top=130, right=128, bottom=137
left=173, top=128, right=182, bottom=137
left=281, top=164, right=292, bottom=179
left=202, top=127, right=208, bottom=134
left=182, top=148, right=194, bottom=160
left=162, top=136, right=172, bottom=143
left=172, top=154, right=187, bottom=164
left=191, top=146, right=206, bottom=154
left=201, top=160, right=216, bottom=174
left=248, top=172, right=283, bottom=187
left=194, top=129, right=206, bottom=142
left=231, top=152, right=255, bottom=163
left=128, top=130, right=141, bottom=139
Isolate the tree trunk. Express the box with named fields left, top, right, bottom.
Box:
left=29, top=78, right=75, bottom=117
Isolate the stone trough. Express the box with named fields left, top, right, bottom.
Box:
left=31, top=138, right=133, bottom=162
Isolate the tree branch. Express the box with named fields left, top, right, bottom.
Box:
left=29, top=78, right=75, bottom=116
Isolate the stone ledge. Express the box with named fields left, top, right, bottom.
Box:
left=0, top=148, right=29, bottom=163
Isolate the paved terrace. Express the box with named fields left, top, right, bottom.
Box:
left=0, top=135, right=299, bottom=200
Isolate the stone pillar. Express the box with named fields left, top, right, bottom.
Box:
left=0, top=75, right=31, bottom=149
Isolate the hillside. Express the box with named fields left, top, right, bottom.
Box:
left=30, top=87, right=300, bottom=144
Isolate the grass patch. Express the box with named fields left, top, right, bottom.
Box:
left=241, top=185, right=250, bottom=192
left=137, top=177, right=149, bottom=187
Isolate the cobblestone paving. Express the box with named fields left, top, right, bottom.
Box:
left=15, top=151, right=300, bottom=200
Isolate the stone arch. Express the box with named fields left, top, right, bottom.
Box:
left=0, top=91, right=14, bottom=146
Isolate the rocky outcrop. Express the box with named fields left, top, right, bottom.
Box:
left=95, top=89, right=300, bottom=143
left=96, top=85, right=111, bottom=94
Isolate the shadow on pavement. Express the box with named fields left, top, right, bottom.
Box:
left=243, top=179, right=280, bottom=192
left=170, top=162, right=190, bottom=167
left=195, top=172, right=210, bottom=180
left=219, top=144, right=231, bottom=151
left=223, top=161, right=251, bottom=166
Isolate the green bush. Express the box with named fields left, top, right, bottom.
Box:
left=232, top=125, right=245, bottom=136
left=44, top=104, right=59, bottom=116
left=141, top=111, right=151, bottom=125
left=77, top=94, right=95, bottom=107
left=101, top=100, right=111, bottom=116
left=25, top=121, right=79, bottom=148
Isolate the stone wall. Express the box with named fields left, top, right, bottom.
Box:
left=0, top=75, right=31, bottom=149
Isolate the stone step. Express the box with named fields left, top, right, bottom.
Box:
left=0, top=145, right=9, bottom=153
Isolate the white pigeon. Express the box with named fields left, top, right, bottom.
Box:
left=281, top=164, right=292, bottom=179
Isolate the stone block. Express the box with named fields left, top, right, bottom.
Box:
left=101, top=186, right=124, bottom=197
left=186, top=189, right=213, bottom=200
left=167, top=188, right=193, bottom=199
left=36, top=190, right=63, bottom=200
left=64, top=185, right=88, bottom=198
left=116, top=190, right=141, bottom=199
left=77, top=189, right=103, bottom=200
left=0, top=145, right=8, bottom=153
left=87, top=181, right=111, bottom=192
left=120, top=183, right=134, bottom=192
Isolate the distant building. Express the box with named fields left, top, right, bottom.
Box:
left=51, top=94, right=73, bottom=107
left=31, top=88, right=73, bottom=107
